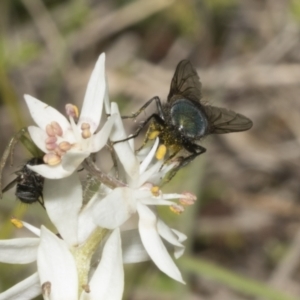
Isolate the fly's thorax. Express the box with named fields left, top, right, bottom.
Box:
left=167, top=98, right=208, bottom=139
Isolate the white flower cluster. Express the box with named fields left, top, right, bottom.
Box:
left=0, top=53, right=196, bottom=300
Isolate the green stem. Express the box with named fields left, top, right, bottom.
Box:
left=71, top=227, right=109, bottom=295
left=180, top=256, right=297, bottom=300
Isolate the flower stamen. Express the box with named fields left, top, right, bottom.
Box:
left=50, top=121, right=63, bottom=137
left=179, top=192, right=197, bottom=206
left=170, top=204, right=184, bottom=215
left=43, top=153, right=61, bottom=165
left=81, top=123, right=92, bottom=139
left=65, top=103, right=79, bottom=119
left=42, top=281, right=51, bottom=299
left=10, top=217, right=23, bottom=228
left=151, top=186, right=160, bottom=196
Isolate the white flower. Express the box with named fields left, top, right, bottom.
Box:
left=25, top=53, right=116, bottom=179
left=0, top=174, right=124, bottom=300
left=0, top=52, right=196, bottom=299
left=89, top=103, right=191, bottom=284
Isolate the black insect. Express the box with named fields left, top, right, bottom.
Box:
left=116, top=60, right=253, bottom=180
left=2, top=157, right=45, bottom=207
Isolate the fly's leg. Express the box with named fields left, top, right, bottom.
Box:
left=122, top=96, right=164, bottom=120
left=113, top=114, right=165, bottom=144
left=0, top=128, right=42, bottom=199
left=1, top=128, right=27, bottom=199
left=165, top=143, right=206, bottom=182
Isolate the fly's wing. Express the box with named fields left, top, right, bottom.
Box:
left=203, top=105, right=253, bottom=134
left=167, top=60, right=202, bottom=103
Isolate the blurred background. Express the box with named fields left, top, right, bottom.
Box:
left=1, top=0, right=300, bottom=299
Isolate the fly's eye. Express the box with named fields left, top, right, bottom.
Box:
left=170, top=99, right=207, bottom=138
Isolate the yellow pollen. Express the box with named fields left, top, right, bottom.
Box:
left=151, top=186, right=160, bottom=196
left=43, top=153, right=61, bottom=166
left=65, top=104, right=79, bottom=118
left=170, top=204, right=184, bottom=215
left=156, top=144, right=167, bottom=160
left=82, top=129, right=91, bottom=139
left=11, top=217, right=23, bottom=228
left=148, top=131, right=160, bottom=140
left=59, top=141, right=72, bottom=151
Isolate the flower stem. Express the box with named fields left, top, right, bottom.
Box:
left=71, top=227, right=109, bottom=295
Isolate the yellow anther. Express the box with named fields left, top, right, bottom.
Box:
left=170, top=204, right=184, bottom=215
left=148, top=130, right=160, bottom=140
left=179, top=192, right=197, bottom=206
left=156, top=144, right=167, bottom=160
left=54, top=147, right=65, bottom=156
left=43, top=153, right=61, bottom=166
left=11, top=217, right=23, bottom=228
left=81, top=129, right=91, bottom=139
left=81, top=123, right=91, bottom=130
left=151, top=186, right=160, bottom=196
left=59, top=141, right=72, bottom=151
left=65, top=104, right=79, bottom=118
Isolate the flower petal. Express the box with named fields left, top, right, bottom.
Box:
left=137, top=204, right=185, bottom=283
left=138, top=160, right=164, bottom=187
left=0, top=272, right=41, bottom=300
left=80, top=229, right=124, bottom=300
left=37, top=226, right=78, bottom=300
left=110, top=102, right=139, bottom=186
left=93, top=187, right=136, bottom=229
left=157, top=219, right=186, bottom=259
left=28, top=164, right=72, bottom=179
left=43, top=174, right=82, bottom=246
left=77, top=192, right=100, bottom=244
left=139, top=138, right=159, bottom=174
left=79, top=53, right=106, bottom=134
left=0, top=238, right=39, bottom=264
left=61, top=151, right=90, bottom=172
left=24, top=95, right=70, bottom=131
left=121, top=229, right=150, bottom=263
left=27, top=126, right=48, bottom=153
left=91, top=114, right=117, bottom=152
left=27, top=149, right=88, bottom=179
